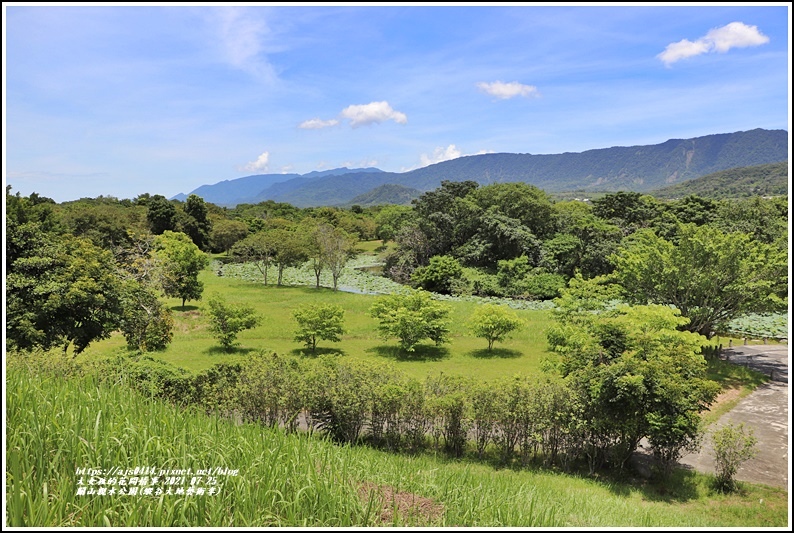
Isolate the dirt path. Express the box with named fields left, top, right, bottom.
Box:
left=676, top=344, right=789, bottom=489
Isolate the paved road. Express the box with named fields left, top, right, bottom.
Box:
left=676, top=344, right=789, bottom=489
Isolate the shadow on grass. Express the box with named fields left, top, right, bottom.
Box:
left=591, top=460, right=702, bottom=503
left=205, top=346, right=259, bottom=356
left=289, top=347, right=346, bottom=358
left=169, top=304, right=201, bottom=312
left=467, top=347, right=523, bottom=359
left=706, top=358, right=768, bottom=389
left=367, top=344, right=450, bottom=362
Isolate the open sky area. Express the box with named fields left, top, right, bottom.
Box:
left=3, top=3, right=791, bottom=203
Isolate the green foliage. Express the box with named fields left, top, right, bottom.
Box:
left=7, top=232, right=125, bottom=354
left=293, top=303, right=346, bottom=352
left=497, top=256, right=566, bottom=299
left=210, top=218, right=249, bottom=254
left=230, top=231, right=279, bottom=284
left=153, top=230, right=210, bottom=308
left=592, top=191, right=661, bottom=231
left=146, top=194, right=177, bottom=234
left=610, top=224, right=788, bottom=338
left=723, top=312, right=788, bottom=340
left=467, top=304, right=524, bottom=351
left=496, top=255, right=533, bottom=286
left=119, top=281, right=175, bottom=352
left=303, top=355, right=382, bottom=444
left=369, top=289, right=452, bottom=352
left=205, top=294, right=262, bottom=351
left=312, top=223, right=358, bottom=290
left=8, top=364, right=788, bottom=528
left=179, top=194, right=212, bottom=250
left=711, top=423, right=759, bottom=493
left=411, top=255, right=464, bottom=294
left=519, top=272, right=567, bottom=300
left=713, top=195, right=788, bottom=245
left=58, top=199, right=146, bottom=249
left=547, top=300, right=720, bottom=473
left=374, top=204, right=415, bottom=241
left=270, top=227, right=310, bottom=286
left=235, top=352, right=305, bottom=431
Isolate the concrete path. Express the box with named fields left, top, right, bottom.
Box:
left=676, top=344, right=789, bottom=489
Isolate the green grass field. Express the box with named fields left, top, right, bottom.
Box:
left=10, top=250, right=787, bottom=527
left=79, top=268, right=554, bottom=381
left=7, top=368, right=788, bottom=527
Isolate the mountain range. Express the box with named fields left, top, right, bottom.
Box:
left=172, top=128, right=788, bottom=207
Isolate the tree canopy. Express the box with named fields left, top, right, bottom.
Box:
left=154, top=230, right=210, bottom=308
left=610, top=223, right=787, bottom=338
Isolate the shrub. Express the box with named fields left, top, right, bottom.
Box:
left=293, top=303, right=346, bottom=353
left=711, top=423, right=759, bottom=492
left=411, top=255, right=464, bottom=294
left=467, top=304, right=524, bottom=351
left=119, top=282, right=174, bottom=352
left=205, top=294, right=262, bottom=351
left=369, top=289, right=451, bottom=352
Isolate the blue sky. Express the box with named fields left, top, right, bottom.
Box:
left=4, top=3, right=791, bottom=202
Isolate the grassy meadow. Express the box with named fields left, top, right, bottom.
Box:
left=10, top=243, right=787, bottom=528
left=78, top=267, right=554, bottom=381
left=6, top=368, right=788, bottom=527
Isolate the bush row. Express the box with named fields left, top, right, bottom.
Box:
left=56, top=350, right=657, bottom=473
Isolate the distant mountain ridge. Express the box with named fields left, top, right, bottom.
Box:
left=171, top=167, right=383, bottom=206
left=176, top=129, right=787, bottom=207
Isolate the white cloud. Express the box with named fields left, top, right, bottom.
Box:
left=302, top=101, right=407, bottom=131
left=420, top=144, right=462, bottom=167
left=658, top=22, right=769, bottom=66
left=339, top=101, right=408, bottom=127
left=477, top=81, right=540, bottom=100
left=241, top=151, right=270, bottom=172
left=299, top=118, right=340, bottom=129
left=705, top=21, right=770, bottom=52
left=215, top=7, right=276, bottom=82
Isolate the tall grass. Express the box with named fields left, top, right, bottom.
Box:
left=7, top=366, right=788, bottom=527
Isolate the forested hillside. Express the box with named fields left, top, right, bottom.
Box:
left=651, top=161, right=788, bottom=200
left=344, top=184, right=423, bottom=207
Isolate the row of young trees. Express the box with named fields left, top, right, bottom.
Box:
left=228, top=220, right=358, bottom=290
left=93, top=282, right=719, bottom=479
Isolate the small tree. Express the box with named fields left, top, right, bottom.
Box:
left=467, top=304, right=524, bottom=351
left=230, top=231, right=278, bottom=285
left=154, top=231, right=210, bottom=309
left=119, top=281, right=174, bottom=352
left=369, top=289, right=451, bottom=352
left=317, top=224, right=357, bottom=291
left=293, top=303, right=346, bottom=353
left=206, top=295, right=261, bottom=351
left=711, top=423, right=759, bottom=492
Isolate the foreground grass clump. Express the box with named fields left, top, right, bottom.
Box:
left=6, top=364, right=788, bottom=527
